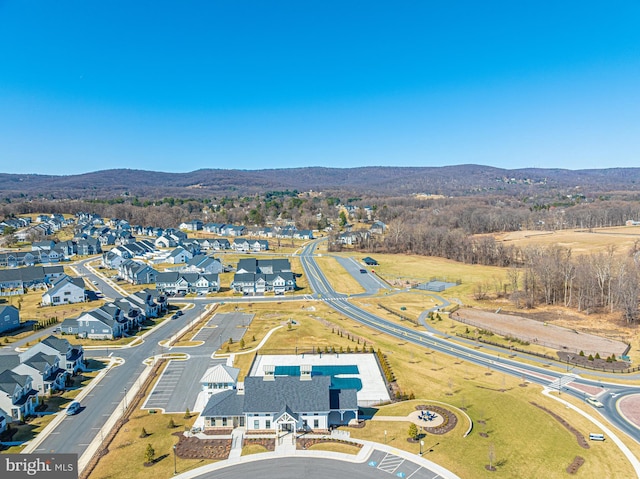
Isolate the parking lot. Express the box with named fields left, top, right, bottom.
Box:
left=142, top=312, right=254, bottom=413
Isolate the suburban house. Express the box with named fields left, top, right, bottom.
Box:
left=0, top=369, right=39, bottom=422
left=200, top=368, right=358, bottom=433
left=231, top=258, right=296, bottom=295
left=41, top=275, right=86, bottom=306
left=167, top=247, right=193, bottom=264
left=32, top=240, right=56, bottom=252
left=0, top=265, right=64, bottom=296
left=369, top=221, right=387, bottom=235
left=0, top=305, right=20, bottom=334
left=0, top=251, right=37, bottom=268
left=22, top=335, right=85, bottom=374
left=11, top=353, right=66, bottom=395
left=208, top=238, right=231, bottom=251
left=76, top=238, right=102, bottom=255
left=60, top=306, right=126, bottom=340
left=232, top=239, right=269, bottom=253
left=203, top=223, right=227, bottom=235
left=118, top=260, right=158, bottom=285
left=293, top=230, right=314, bottom=240
left=155, top=272, right=220, bottom=295
left=128, top=289, right=168, bottom=318
left=337, top=230, right=370, bottom=246
left=179, top=220, right=203, bottom=231
left=181, top=255, right=224, bottom=275
left=222, top=225, right=246, bottom=237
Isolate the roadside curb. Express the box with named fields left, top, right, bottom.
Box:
left=22, top=356, right=122, bottom=454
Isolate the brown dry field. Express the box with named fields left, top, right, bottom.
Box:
left=455, top=308, right=629, bottom=356
left=494, top=226, right=640, bottom=255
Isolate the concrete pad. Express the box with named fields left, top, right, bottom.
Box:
left=250, top=353, right=390, bottom=406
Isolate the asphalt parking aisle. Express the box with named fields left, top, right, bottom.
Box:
left=367, top=450, right=441, bottom=479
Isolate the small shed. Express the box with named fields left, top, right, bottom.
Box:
left=362, top=257, right=378, bottom=266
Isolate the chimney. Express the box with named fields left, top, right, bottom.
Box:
left=300, top=364, right=312, bottom=381
left=263, top=364, right=275, bottom=381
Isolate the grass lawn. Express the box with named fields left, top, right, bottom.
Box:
left=241, top=444, right=269, bottom=456
left=315, top=255, right=365, bottom=295
left=1, top=415, right=57, bottom=453
left=89, top=361, right=208, bottom=479
left=305, top=442, right=361, bottom=455
left=0, top=290, right=105, bottom=344
left=89, top=410, right=205, bottom=479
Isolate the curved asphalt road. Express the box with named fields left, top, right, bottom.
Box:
left=299, top=240, right=640, bottom=443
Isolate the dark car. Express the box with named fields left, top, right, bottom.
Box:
left=176, top=310, right=183, bottom=316
left=359, top=269, right=367, bottom=274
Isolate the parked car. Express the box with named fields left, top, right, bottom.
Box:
left=586, top=396, right=604, bottom=408
left=66, top=401, right=81, bottom=416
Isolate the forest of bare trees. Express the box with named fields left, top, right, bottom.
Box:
left=4, top=190, right=640, bottom=322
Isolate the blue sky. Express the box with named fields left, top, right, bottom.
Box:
left=1, top=1, right=639, bottom=175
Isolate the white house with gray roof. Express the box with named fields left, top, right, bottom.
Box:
left=20, top=335, right=85, bottom=374
left=0, top=369, right=39, bottom=422
left=200, top=372, right=358, bottom=433
left=11, top=352, right=66, bottom=395
left=41, top=274, right=86, bottom=306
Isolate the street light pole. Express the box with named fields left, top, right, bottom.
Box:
left=173, top=444, right=177, bottom=475
left=420, top=440, right=424, bottom=456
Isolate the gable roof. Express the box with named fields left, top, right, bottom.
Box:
left=201, top=389, right=245, bottom=417
left=0, top=369, right=30, bottom=394
left=40, top=335, right=72, bottom=354
left=243, top=375, right=331, bottom=414
left=200, top=364, right=240, bottom=384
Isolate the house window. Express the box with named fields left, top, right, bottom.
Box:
left=265, top=420, right=271, bottom=429
left=314, top=419, right=319, bottom=428
left=254, top=420, right=259, bottom=429
left=222, top=417, right=228, bottom=427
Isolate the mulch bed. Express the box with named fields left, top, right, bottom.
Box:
left=530, top=402, right=589, bottom=449
left=415, top=405, right=458, bottom=435
left=557, top=351, right=629, bottom=371
left=566, top=456, right=585, bottom=474
left=202, top=428, right=233, bottom=436
left=297, top=437, right=362, bottom=450
left=173, top=432, right=232, bottom=459
left=346, top=419, right=366, bottom=429
left=243, top=437, right=275, bottom=451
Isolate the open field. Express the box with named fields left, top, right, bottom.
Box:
left=314, top=255, right=366, bottom=295
left=494, top=227, right=640, bottom=255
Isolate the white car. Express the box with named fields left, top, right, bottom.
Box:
left=586, top=396, right=604, bottom=408
left=92, top=280, right=99, bottom=285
